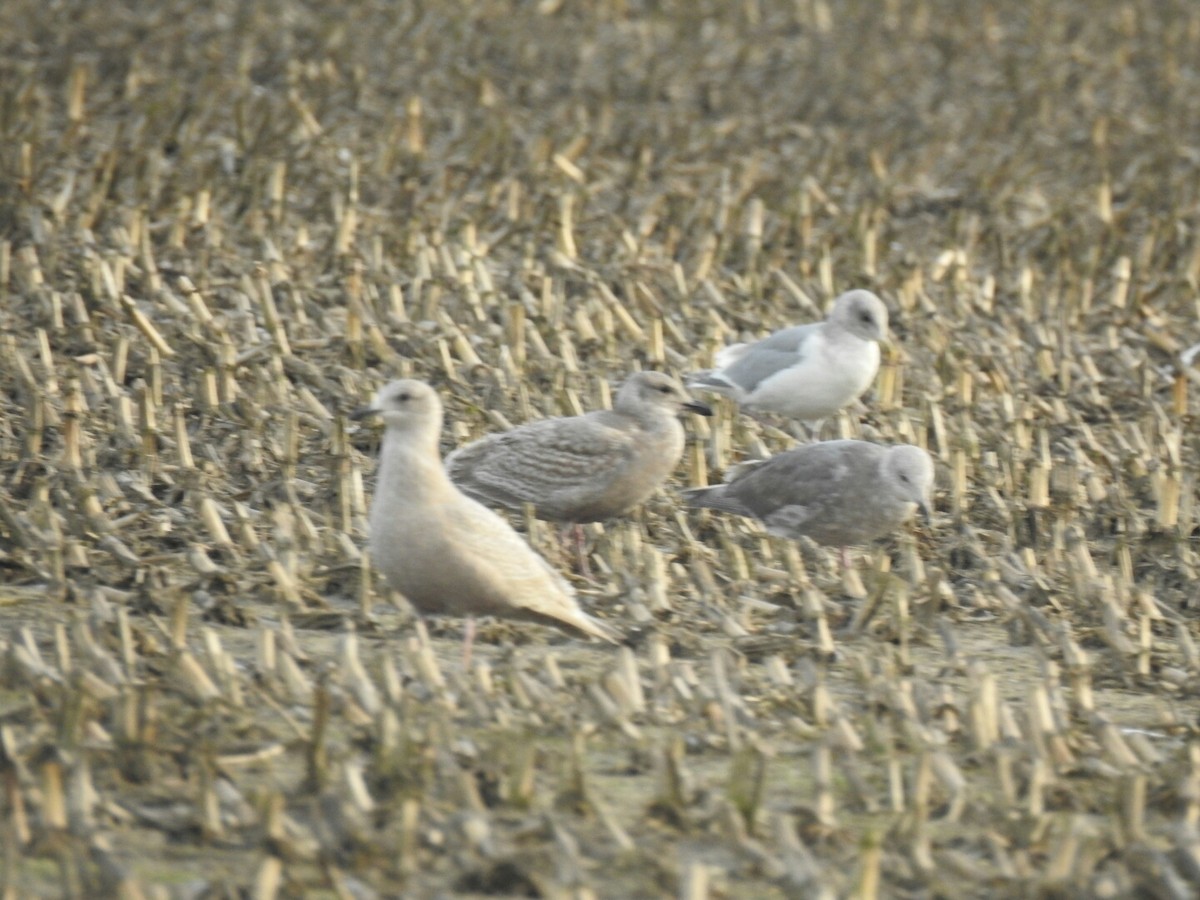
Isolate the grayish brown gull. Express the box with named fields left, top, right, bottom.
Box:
left=353, top=379, right=619, bottom=646
left=682, top=440, right=933, bottom=554
left=688, top=289, right=889, bottom=422
left=445, top=371, right=712, bottom=524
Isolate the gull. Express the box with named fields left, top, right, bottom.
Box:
left=353, top=380, right=620, bottom=659
left=688, top=289, right=889, bottom=425
left=446, top=371, right=711, bottom=567
left=682, top=439, right=933, bottom=568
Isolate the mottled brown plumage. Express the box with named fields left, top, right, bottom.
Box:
left=446, top=371, right=711, bottom=523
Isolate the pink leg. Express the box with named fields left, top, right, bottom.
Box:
left=558, top=523, right=594, bottom=580
left=573, top=523, right=592, bottom=579
left=839, top=547, right=851, bottom=571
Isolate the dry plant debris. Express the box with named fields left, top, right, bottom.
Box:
left=1, top=0, right=1200, bottom=897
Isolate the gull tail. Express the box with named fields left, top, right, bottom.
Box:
left=686, top=370, right=739, bottom=396
left=562, top=610, right=622, bottom=644
left=680, top=483, right=734, bottom=512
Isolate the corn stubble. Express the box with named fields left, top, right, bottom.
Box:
left=2, top=0, right=1200, bottom=897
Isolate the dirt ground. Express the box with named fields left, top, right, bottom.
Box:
left=2, top=0, right=1200, bottom=897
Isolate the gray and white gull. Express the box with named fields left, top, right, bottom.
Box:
left=688, top=289, right=889, bottom=423
left=682, top=440, right=933, bottom=559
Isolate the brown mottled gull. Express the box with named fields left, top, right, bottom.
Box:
left=688, top=289, right=888, bottom=422
left=352, top=379, right=619, bottom=648
left=445, top=371, right=712, bottom=524
left=682, top=440, right=933, bottom=558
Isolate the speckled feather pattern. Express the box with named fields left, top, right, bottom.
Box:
left=445, top=371, right=711, bottom=523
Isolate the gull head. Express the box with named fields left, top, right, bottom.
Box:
left=617, top=371, right=713, bottom=418
left=351, top=379, right=443, bottom=434
left=883, top=444, right=935, bottom=522
left=830, top=289, right=889, bottom=343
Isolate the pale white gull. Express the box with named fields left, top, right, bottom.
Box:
left=353, top=380, right=620, bottom=651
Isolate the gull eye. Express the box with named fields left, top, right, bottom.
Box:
left=397, top=392, right=411, bottom=402
left=657, top=385, right=673, bottom=394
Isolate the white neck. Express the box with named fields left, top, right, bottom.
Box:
left=376, top=427, right=448, bottom=499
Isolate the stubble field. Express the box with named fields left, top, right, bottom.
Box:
left=2, top=1, right=1200, bottom=897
